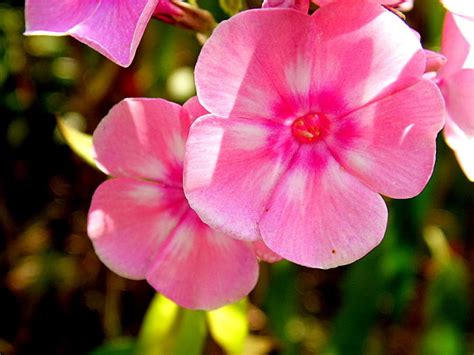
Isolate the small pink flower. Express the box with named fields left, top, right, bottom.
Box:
left=438, top=12, right=474, bottom=180
left=87, top=97, right=260, bottom=309
left=24, top=0, right=180, bottom=67
left=184, top=3, right=445, bottom=268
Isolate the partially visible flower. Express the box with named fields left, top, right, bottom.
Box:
left=87, top=97, right=260, bottom=309
left=184, top=3, right=445, bottom=268
left=24, top=0, right=180, bottom=67
left=437, top=12, right=474, bottom=180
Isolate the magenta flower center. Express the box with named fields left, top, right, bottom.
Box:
left=291, top=113, right=328, bottom=144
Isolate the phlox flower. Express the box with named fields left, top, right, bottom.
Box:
left=24, top=0, right=181, bottom=67
left=437, top=12, right=474, bottom=180
left=184, top=3, right=445, bottom=268
left=87, top=97, right=262, bottom=309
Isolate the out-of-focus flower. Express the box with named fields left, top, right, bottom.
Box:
left=184, top=3, right=445, bottom=268
left=437, top=12, right=474, bottom=180
left=87, top=97, right=260, bottom=309
left=24, top=0, right=181, bottom=67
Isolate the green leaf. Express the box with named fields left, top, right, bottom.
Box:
left=136, top=294, right=180, bottom=355
left=89, top=338, right=136, bottom=355
left=218, top=0, right=242, bottom=16
left=56, top=116, right=96, bottom=168
left=207, top=299, right=248, bottom=355
left=420, top=323, right=466, bottom=355
left=174, top=309, right=207, bottom=355
left=136, top=294, right=207, bottom=355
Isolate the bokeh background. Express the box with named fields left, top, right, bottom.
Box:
left=0, top=0, right=472, bottom=354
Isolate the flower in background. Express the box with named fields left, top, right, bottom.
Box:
left=437, top=11, right=474, bottom=180
left=184, top=3, right=445, bottom=268
left=24, top=0, right=181, bottom=67
left=87, top=97, right=260, bottom=309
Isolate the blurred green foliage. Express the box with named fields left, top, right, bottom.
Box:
left=0, top=0, right=473, bottom=354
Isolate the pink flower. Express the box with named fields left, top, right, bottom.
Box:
left=437, top=12, right=474, bottom=180
left=87, top=97, right=260, bottom=309
left=184, top=4, right=445, bottom=268
left=24, top=0, right=180, bottom=67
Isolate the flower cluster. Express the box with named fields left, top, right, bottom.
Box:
left=25, top=0, right=472, bottom=309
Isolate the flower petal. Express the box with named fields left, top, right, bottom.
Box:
left=87, top=178, right=188, bottom=279
left=93, top=98, right=188, bottom=186
left=441, top=0, right=474, bottom=19
left=25, top=0, right=158, bottom=67
left=444, top=120, right=474, bottom=182
left=439, top=12, right=474, bottom=78
left=325, top=79, right=445, bottom=199
left=262, top=0, right=309, bottom=13
left=259, top=145, right=388, bottom=268
left=442, top=69, right=474, bottom=135
left=442, top=69, right=474, bottom=181
left=146, top=211, right=259, bottom=310
left=196, top=4, right=424, bottom=121
left=252, top=240, right=282, bottom=263
left=182, top=96, right=209, bottom=124
left=195, top=9, right=316, bottom=120
left=310, top=2, right=425, bottom=116
left=184, top=115, right=298, bottom=241
left=69, top=0, right=158, bottom=67
left=25, top=0, right=97, bottom=34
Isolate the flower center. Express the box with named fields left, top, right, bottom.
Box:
left=291, top=113, right=327, bottom=144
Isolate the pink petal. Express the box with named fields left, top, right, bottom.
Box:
left=262, top=0, right=310, bottom=13
left=441, top=0, right=474, bottom=19
left=310, top=2, right=425, bottom=116
left=252, top=240, right=283, bottom=263
left=146, top=211, right=259, bottom=310
left=25, top=0, right=158, bottom=67
left=87, top=178, right=188, bottom=279
left=312, top=0, right=414, bottom=11
left=25, top=0, right=97, bottom=34
left=70, top=0, right=158, bottom=67
left=444, top=121, right=474, bottom=181
left=184, top=115, right=298, bottom=241
left=182, top=96, right=209, bottom=124
left=439, top=12, right=474, bottom=79
left=442, top=69, right=474, bottom=135
left=326, top=79, right=445, bottom=199
left=442, top=69, right=474, bottom=181
left=195, top=5, right=424, bottom=121
left=424, top=49, right=447, bottom=73
left=259, top=145, right=388, bottom=268
left=195, top=8, right=316, bottom=120
left=93, top=98, right=188, bottom=187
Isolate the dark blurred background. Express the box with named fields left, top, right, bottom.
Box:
left=0, top=0, right=472, bottom=354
